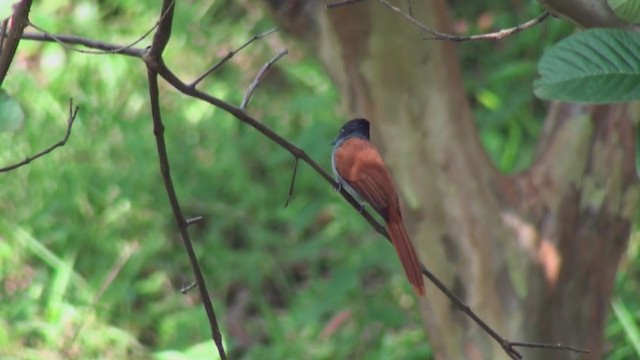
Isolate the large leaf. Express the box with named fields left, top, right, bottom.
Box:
left=534, top=29, right=640, bottom=103
left=0, top=88, right=24, bottom=132
left=608, top=0, right=640, bottom=23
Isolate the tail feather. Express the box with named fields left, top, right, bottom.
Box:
left=387, top=213, right=425, bottom=296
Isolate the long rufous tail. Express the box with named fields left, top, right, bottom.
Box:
left=387, top=211, right=425, bottom=296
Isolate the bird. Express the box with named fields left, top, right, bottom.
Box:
left=331, top=118, right=425, bottom=296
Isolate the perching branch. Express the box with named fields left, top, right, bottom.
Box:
left=0, top=99, right=79, bottom=173
left=327, top=0, right=549, bottom=42
left=13, top=8, right=588, bottom=360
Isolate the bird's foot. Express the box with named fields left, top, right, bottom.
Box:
left=334, top=181, right=342, bottom=192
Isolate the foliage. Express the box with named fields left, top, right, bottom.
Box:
left=0, top=1, right=638, bottom=360
left=608, top=0, right=640, bottom=23
left=0, top=88, right=24, bottom=132
left=607, top=231, right=640, bottom=360
left=534, top=28, right=640, bottom=103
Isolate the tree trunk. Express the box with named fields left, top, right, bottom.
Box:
left=266, top=1, right=639, bottom=358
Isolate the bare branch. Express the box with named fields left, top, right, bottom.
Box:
left=327, top=0, right=549, bottom=42
left=0, top=0, right=34, bottom=85
left=0, top=99, right=79, bottom=173
left=18, top=31, right=145, bottom=57
left=186, top=216, right=204, bottom=226
left=190, top=27, right=279, bottom=88
left=181, top=281, right=197, bottom=294
left=426, top=11, right=551, bottom=42
left=147, top=0, right=176, bottom=59
left=326, top=0, right=366, bottom=8
left=25, top=7, right=167, bottom=56
left=377, top=0, right=548, bottom=42
left=509, top=341, right=590, bottom=354
left=146, top=68, right=227, bottom=360
left=22, top=1, right=182, bottom=58
left=241, top=48, right=288, bottom=110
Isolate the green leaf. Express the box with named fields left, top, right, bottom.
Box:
left=0, top=2, right=13, bottom=20
left=612, top=298, right=640, bottom=357
left=0, top=88, right=24, bottom=132
left=534, top=28, right=640, bottom=103
left=608, top=0, right=640, bottom=23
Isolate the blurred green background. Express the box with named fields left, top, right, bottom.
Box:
left=0, top=1, right=638, bottom=359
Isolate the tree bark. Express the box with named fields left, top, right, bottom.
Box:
left=266, top=1, right=639, bottom=359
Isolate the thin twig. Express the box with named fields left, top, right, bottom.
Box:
left=374, top=0, right=549, bottom=42
left=240, top=48, right=288, bottom=110
left=186, top=216, right=204, bottom=226
left=509, top=341, right=590, bottom=354
left=181, top=281, right=197, bottom=294
left=427, top=11, right=550, bottom=42
left=284, top=158, right=299, bottom=208
left=18, top=31, right=145, bottom=57
left=0, top=99, right=79, bottom=173
left=327, top=0, right=549, bottom=43
left=326, top=0, right=367, bottom=8
left=190, top=27, right=279, bottom=88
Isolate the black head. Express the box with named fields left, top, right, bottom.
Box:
left=333, top=118, right=370, bottom=145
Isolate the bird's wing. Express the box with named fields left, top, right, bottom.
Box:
left=333, top=138, right=396, bottom=218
